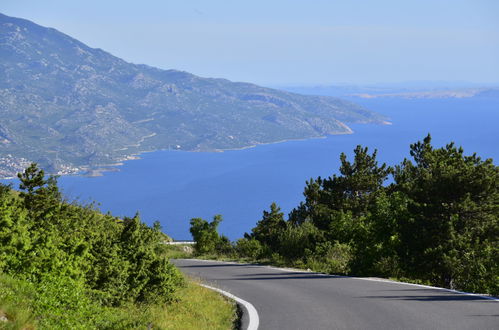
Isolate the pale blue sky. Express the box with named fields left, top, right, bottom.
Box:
left=2, top=0, right=498, bottom=86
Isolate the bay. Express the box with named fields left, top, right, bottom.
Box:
left=9, top=96, right=499, bottom=240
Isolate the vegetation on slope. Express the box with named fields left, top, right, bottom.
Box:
left=188, top=135, right=499, bottom=296
left=0, top=274, right=236, bottom=330
left=0, top=164, right=235, bottom=329
left=0, top=13, right=385, bottom=177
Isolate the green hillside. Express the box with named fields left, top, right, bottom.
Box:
left=0, top=164, right=235, bottom=328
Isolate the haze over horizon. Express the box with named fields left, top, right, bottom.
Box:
left=1, top=0, right=498, bottom=87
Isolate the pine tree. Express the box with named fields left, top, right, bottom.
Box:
left=250, top=202, right=286, bottom=251
left=322, top=145, right=390, bottom=217
left=17, top=163, right=61, bottom=217
left=393, top=134, right=499, bottom=290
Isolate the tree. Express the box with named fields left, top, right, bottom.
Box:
left=0, top=183, right=31, bottom=273
left=249, top=202, right=286, bottom=251
left=3, top=163, right=184, bottom=308
left=17, top=163, right=61, bottom=216
left=18, top=163, right=45, bottom=194
left=190, top=215, right=223, bottom=254
left=288, top=145, right=390, bottom=250
left=119, top=213, right=183, bottom=303
left=393, top=134, right=499, bottom=290
left=277, top=220, right=322, bottom=260
left=321, top=145, right=390, bottom=217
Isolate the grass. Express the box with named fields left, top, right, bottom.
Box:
left=154, top=279, right=237, bottom=329
left=0, top=274, right=37, bottom=330
left=0, top=273, right=237, bottom=329
left=162, top=244, right=194, bottom=259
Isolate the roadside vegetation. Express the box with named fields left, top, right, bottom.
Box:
left=163, top=244, right=194, bottom=260
left=0, top=164, right=235, bottom=329
left=187, top=135, right=499, bottom=296
left=0, top=273, right=236, bottom=330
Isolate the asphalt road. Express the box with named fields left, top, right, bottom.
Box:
left=173, top=259, right=498, bottom=330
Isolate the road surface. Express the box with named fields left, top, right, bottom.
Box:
left=173, top=259, right=498, bottom=330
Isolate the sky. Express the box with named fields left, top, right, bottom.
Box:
left=1, top=0, right=498, bottom=86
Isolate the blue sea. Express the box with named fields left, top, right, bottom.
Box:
left=7, top=97, right=499, bottom=240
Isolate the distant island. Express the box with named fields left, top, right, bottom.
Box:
left=0, top=13, right=386, bottom=178
left=281, top=84, right=499, bottom=99
left=352, top=88, right=499, bottom=99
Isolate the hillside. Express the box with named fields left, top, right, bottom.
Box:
left=0, top=165, right=236, bottom=328
left=0, top=13, right=385, bottom=177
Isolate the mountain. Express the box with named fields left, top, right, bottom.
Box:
left=0, top=13, right=385, bottom=178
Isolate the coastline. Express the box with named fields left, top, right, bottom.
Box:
left=0, top=135, right=338, bottom=180
left=1, top=122, right=394, bottom=180
left=75, top=134, right=341, bottom=177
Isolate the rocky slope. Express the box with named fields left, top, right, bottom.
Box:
left=0, top=13, right=385, bottom=177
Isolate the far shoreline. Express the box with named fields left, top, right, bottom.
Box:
left=74, top=133, right=348, bottom=178
left=1, top=120, right=394, bottom=180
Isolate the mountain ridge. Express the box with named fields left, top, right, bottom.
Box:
left=0, top=13, right=386, bottom=178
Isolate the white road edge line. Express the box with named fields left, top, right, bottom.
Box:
left=200, top=283, right=259, bottom=330
left=189, top=258, right=499, bottom=302
left=269, top=265, right=499, bottom=302
left=352, top=277, right=499, bottom=302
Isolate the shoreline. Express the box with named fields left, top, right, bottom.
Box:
left=1, top=122, right=392, bottom=180
left=75, top=134, right=341, bottom=177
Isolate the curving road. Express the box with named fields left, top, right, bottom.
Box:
left=173, top=259, right=498, bottom=330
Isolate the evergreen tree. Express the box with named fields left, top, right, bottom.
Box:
left=393, top=134, right=499, bottom=290
left=249, top=202, right=286, bottom=251
left=234, top=136, right=497, bottom=294
left=322, top=145, right=390, bottom=217
left=17, top=163, right=45, bottom=194
left=1, top=164, right=183, bottom=308
left=17, top=163, right=61, bottom=220
left=290, top=145, right=390, bottom=247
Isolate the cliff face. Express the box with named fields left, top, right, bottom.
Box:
left=0, top=13, right=385, bottom=177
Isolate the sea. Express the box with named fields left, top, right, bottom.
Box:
left=6, top=96, right=499, bottom=240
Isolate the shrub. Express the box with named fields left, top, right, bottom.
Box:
left=190, top=215, right=223, bottom=255
left=277, top=221, right=322, bottom=260
left=306, top=241, right=352, bottom=275
left=235, top=238, right=263, bottom=260
left=216, top=235, right=235, bottom=256
left=0, top=163, right=184, bottom=315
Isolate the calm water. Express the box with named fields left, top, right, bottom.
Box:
left=7, top=97, right=499, bottom=239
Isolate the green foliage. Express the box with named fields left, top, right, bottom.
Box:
left=153, top=279, right=237, bottom=330
left=292, top=146, right=389, bottom=232
left=0, top=163, right=185, bottom=328
left=161, top=244, right=194, bottom=259
left=189, top=215, right=225, bottom=255
left=331, top=146, right=390, bottom=217
left=277, top=221, right=322, bottom=260
left=216, top=235, right=235, bottom=256
left=231, top=136, right=498, bottom=295
left=247, top=202, right=286, bottom=251
left=0, top=273, right=37, bottom=329
left=305, top=241, right=353, bottom=274
left=17, top=163, right=61, bottom=218
left=235, top=238, right=264, bottom=260
left=393, top=135, right=499, bottom=291
left=1, top=272, right=233, bottom=330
